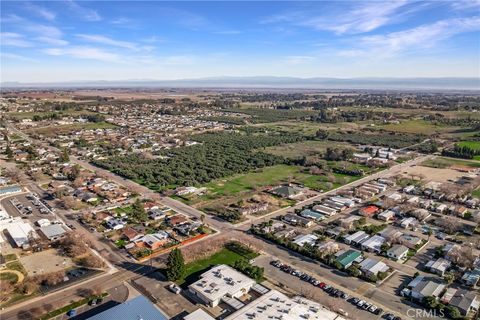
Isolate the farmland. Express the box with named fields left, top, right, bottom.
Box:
left=376, top=120, right=461, bottom=135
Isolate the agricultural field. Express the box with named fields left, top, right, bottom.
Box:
left=261, top=140, right=355, bottom=159
left=457, top=140, right=480, bottom=151
left=26, top=122, right=118, bottom=136
left=249, top=120, right=362, bottom=136
left=376, top=120, right=462, bottom=135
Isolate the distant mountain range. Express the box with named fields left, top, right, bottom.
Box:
left=2, top=76, right=479, bottom=91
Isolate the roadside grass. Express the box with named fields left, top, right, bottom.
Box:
left=421, top=157, right=480, bottom=169
left=40, top=293, right=108, bottom=320
left=27, top=122, right=118, bottom=136
left=177, top=247, right=258, bottom=286
left=376, top=120, right=461, bottom=135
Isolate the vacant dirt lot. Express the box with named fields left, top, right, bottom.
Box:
left=19, top=249, right=74, bottom=276
left=403, top=166, right=466, bottom=183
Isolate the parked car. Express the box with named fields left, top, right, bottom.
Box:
left=168, top=283, right=181, bottom=294
left=66, top=309, right=77, bottom=317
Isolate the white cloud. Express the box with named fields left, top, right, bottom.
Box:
left=76, top=34, right=137, bottom=50
left=65, top=0, right=101, bottom=21
left=451, top=0, right=480, bottom=10
left=285, top=55, right=316, bottom=65
left=358, top=16, right=480, bottom=56
left=36, top=37, right=69, bottom=46
left=214, top=30, right=243, bottom=35
left=263, top=1, right=410, bottom=34
left=42, top=46, right=123, bottom=62
left=111, top=17, right=131, bottom=25
left=0, top=32, right=32, bottom=47
left=26, top=24, right=62, bottom=39
left=26, top=3, right=56, bottom=21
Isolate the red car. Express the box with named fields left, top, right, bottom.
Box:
left=318, top=282, right=326, bottom=289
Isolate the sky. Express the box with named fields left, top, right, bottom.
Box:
left=1, top=0, right=480, bottom=83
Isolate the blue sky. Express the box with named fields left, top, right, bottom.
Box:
left=1, top=0, right=479, bottom=82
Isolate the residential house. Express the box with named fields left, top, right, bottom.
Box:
left=166, top=214, right=189, bottom=227
left=361, top=235, right=386, bottom=254
left=399, top=234, right=423, bottom=250
left=339, top=216, right=362, bottom=230
left=387, top=245, right=409, bottom=261
left=359, top=258, right=389, bottom=277
left=462, top=268, right=480, bottom=287
left=299, top=209, right=325, bottom=221
left=174, top=221, right=202, bottom=236
left=136, top=231, right=169, bottom=250
left=122, top=227, right=143, bottom=242
left=407, top=276, right=446, bottom=302
left=282, top=214, right=314, bottom=228
left=344, top=231, right=370, bottom=246
left=335, top=249, right=363, bottom=269
left=449, top=289, right=479, bottom=316
left=400, top=217, right=418, bottom=230
left=293, top=234, right=318, bottom=247
left=378, top=210, right=396, bottom=222
left=317, top=241, right=340, bottom=254
left=425, top=258, right=451, bottom=277
left=312, top=205, right=337, bottom=217
left=269, top=185, right=303, bottom=199
left=106, top=217, right=126, bottom=230
left=358, top=205, right=379, bottom=217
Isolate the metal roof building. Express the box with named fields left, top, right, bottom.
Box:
left=86, top=295, right=168, bottom=320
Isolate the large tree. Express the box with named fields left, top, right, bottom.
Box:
left=131, top=198, right=148, bottom=222
left=166, top=248, right=185, bottom=281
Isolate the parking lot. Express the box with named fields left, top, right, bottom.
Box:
left=2, top=192, right=55, bottom=226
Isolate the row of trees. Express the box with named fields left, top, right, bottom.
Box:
left=442, top=145, right=479, bottom=160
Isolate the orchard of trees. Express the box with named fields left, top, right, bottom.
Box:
left=93, top=132, right=305, bottom=189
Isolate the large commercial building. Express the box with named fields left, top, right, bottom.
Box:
left=188, top=265, right=256, bottom=307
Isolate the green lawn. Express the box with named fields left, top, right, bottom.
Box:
left=202, top=164, right=360, bottom=199
left=177, top=247, right=257, bottom=286
left=457, top=140, right=480, bottom=151
left=472, top=189, right=480, bottom=199
left=0, top=272, right=19, bottom=283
